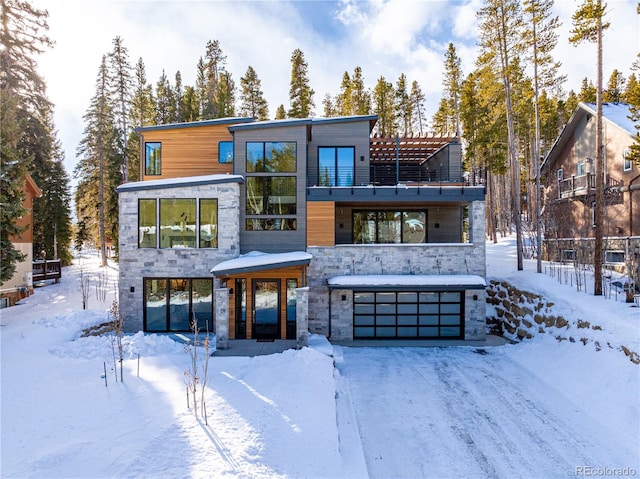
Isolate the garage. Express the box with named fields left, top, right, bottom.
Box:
left=327, top=274, right=486, bottom=340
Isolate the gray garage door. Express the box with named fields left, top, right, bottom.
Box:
left=353, top=291, right=463, bottom=339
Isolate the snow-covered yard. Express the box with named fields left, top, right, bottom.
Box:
left=1, top=240, right=638, bottom=478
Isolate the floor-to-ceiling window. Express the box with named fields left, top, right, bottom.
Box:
left=144, top=278, right=213, bottom=332
left=318, top=146, right=354, bottom=186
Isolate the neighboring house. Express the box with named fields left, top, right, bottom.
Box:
left=541, top=102, right=639, bottom=281
left=118, top=115, right=487, bottom=346
left=0, top=174, right=41, bottom=308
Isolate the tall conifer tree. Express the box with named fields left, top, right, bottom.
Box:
left=288, top=49, right=315, bottom=118
left=239, top=65, right=269, bottom=120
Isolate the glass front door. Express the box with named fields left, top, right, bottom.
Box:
left=252, top=280, right=280, bottom=339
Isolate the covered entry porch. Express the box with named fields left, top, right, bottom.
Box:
left=212, top=252, right=312, bottom=347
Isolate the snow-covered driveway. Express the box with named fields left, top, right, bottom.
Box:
left=335, top=345, right=638, bottom=479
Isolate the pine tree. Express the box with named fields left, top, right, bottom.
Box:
left=108, top=36, right=132, bottom=183
left=322, top=93, right=337, bottom=117
left=578, top=77, right=597, bottom=102
left=202, top=39, right=227, bottom=119
left=372, top=76, right=396, bottom=136
left=336, top=71, right=353, bottom=116
left=288, top=48, right=315, bottom=118
left=215, top=71, right=235, bottom=117
left=181, top=85, right=199, bottom=122
left=409, top=80, right=427, bottom=134
left=155, top=69, right=172, bottom=124
left=477, top=0, right=526, bottom=270
left=523, top=0, right=564, bottom=273
left=624, top=52, right=640, bottom=167
left=569, top=0, right=610, bottom=295
left=0, top=0, right=53, bottom=280
left=396, top=73, right=411, bottom=135
left=239, top=65, right=269, bottom=120
left=171, top=71, right=184, bottom=123
left=603, top=69, right=625, bottom=103
left=275, top=104, right=286, bottom=119
left=195, top=57, right=207, bottom=119
left=443, top=43, right=464, bottom=137
left=351, top=67, right=371, bottom=115
left=75, top=55, right=117, bottom=267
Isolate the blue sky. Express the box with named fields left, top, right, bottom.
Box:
left=30, top=0, right=639, bottom=182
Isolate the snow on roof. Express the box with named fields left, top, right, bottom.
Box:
left=583, top=102, right=637, bottom=136
left=211, top=251, right=313, bottom=275
left=116, top=174, right=244, bottom=193
left=327, top=274, right=486, bottom=289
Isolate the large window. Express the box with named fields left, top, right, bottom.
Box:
left=219, top=141, right=233, bottom=164
left=353, top=291, right=463, bottom=339
left=246, top=177, right=296, bottom=215
left=145, top=142, right=161, bottom=176
left=144, top=278, right=213, bottom=332
left=353, top=210, right=427, bottom=244
left=139, top=199, right=157, bottom=248
left=246, top=142, right=296, bottom=172
left=138, top=198, right=218, bottom=248
left=319, top=146, right=355, bottom=186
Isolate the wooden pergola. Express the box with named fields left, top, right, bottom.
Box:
left=369, top=133, right=456, bottom=164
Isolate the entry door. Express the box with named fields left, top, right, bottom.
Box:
left=252, top=280, right=280, bottom=339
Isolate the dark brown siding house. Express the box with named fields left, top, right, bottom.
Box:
left=541, top=102, right=639, bottom=283
left=118, top=115, right=487, bottom=348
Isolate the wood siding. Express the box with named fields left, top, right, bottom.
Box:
left=307, top=202, right=335, bottom=246
left=220, top=266, right=306, bottom=339
left=140, top=124, right=234, bottom=181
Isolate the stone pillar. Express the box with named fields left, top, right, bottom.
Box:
left=296, top=287, right=309, bottom=348
left=215, top=288, right=229, bottom=350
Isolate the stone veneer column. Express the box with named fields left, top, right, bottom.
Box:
left=296, top=287, right=309, bottom=348
left=215, top=288, right=229, bottom=349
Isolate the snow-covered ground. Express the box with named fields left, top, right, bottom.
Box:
left=1, top=240, right=638, bottom=478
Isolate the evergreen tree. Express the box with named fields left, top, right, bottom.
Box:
left=396, top=73, right=412, bottom=135
left=578, top=77, right=597, bottom=102
left=336, top=71, right=353, bottom=116
left=441, top=42, right=464, bottom=137
left=181, top=85, right=199, bottom=122
left=195, top=57, right=207, bottom=119
left=215, top=71, right=236, bottom=117
left=155, top=69, right=172, bottom=124
left=108, top=36, right=132, bottom=182
left=0, top=0, right=54, bottom=280
left=523, top=0, right=564, bottom=273
left=569, top=0, right=610, bottom=295
left=288, top=48, right=315, bottom=118
left=239, top=65, right=269, bottom=120
left=351, top=66, right=371, bottom=115
left=477, top=0, right=526, bottom=270
left=171, top=71, right=184, bottom=122
left=322, top=93, right=338, bottom=117
left=202, top=39, right=227, bottom=119
left=75, top=55, right=117, bottom=266
left=130, top=58, right=155, bottom=128
left=603, top=69, right=625, bottom=103
left=275, top=104, right=286, bottom=119
left=625, top=51, right=640, bottom=167
left=409, top=80, right=427, bottom=134
left=372, top=75, right=396, bottom=136
left=432, top=98, right=452, bottom=136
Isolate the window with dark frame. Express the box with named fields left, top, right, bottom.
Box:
left=144, top=278, right=213, bottom=332
left=219, top=141, right=234, bottom=164
left=145, top=142, right=162, bottom=175
left=352, top=210, right=427, bottom=244
left=318, top=146, right=355, bottom=186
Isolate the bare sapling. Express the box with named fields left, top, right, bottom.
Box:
left=109, top=297, right=125, bottom=382
left=184, top=317, right=199, bottom=418
left=200, top=319, right=211, bottom=425
left=78, top=255, right=90, bottom=310
left=95, top=268, right=108, bottom=303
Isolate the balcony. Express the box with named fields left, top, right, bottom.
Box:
left=558, top=173, right=594, bottom=198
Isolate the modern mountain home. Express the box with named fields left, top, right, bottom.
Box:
left=541, top=102, right=639, bottom=285
left=117, top=115, right=487, bottom=346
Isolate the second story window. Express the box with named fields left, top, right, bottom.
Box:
left=319, top=146, right=355, bottom=186
left=219, top=141, right=233, bottom=164
left=623, top=148, right=632, bottom=172
left=246, top=142, right=296, bottom=172
left=145, top=142, right=162, bottom=175
left=576, top=161, right=585, bottom=176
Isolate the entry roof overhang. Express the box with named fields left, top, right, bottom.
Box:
left=211, top=251, right=312, bottom=276
left=327, top=274, right=486, bottom=291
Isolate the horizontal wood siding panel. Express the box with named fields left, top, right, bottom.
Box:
left=141, top=125, right=233, bottom=180
left=307, top=202, right=335, bottom=246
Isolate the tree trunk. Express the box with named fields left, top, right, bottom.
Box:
left=593, top=16, right=604, bottom=295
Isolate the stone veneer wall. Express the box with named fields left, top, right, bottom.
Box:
left=118, top=182, right=240, bottom=332
left=307, top=200, right=486, bottom=340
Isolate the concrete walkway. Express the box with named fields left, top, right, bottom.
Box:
left=212, top=339, right=298, bottom=357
